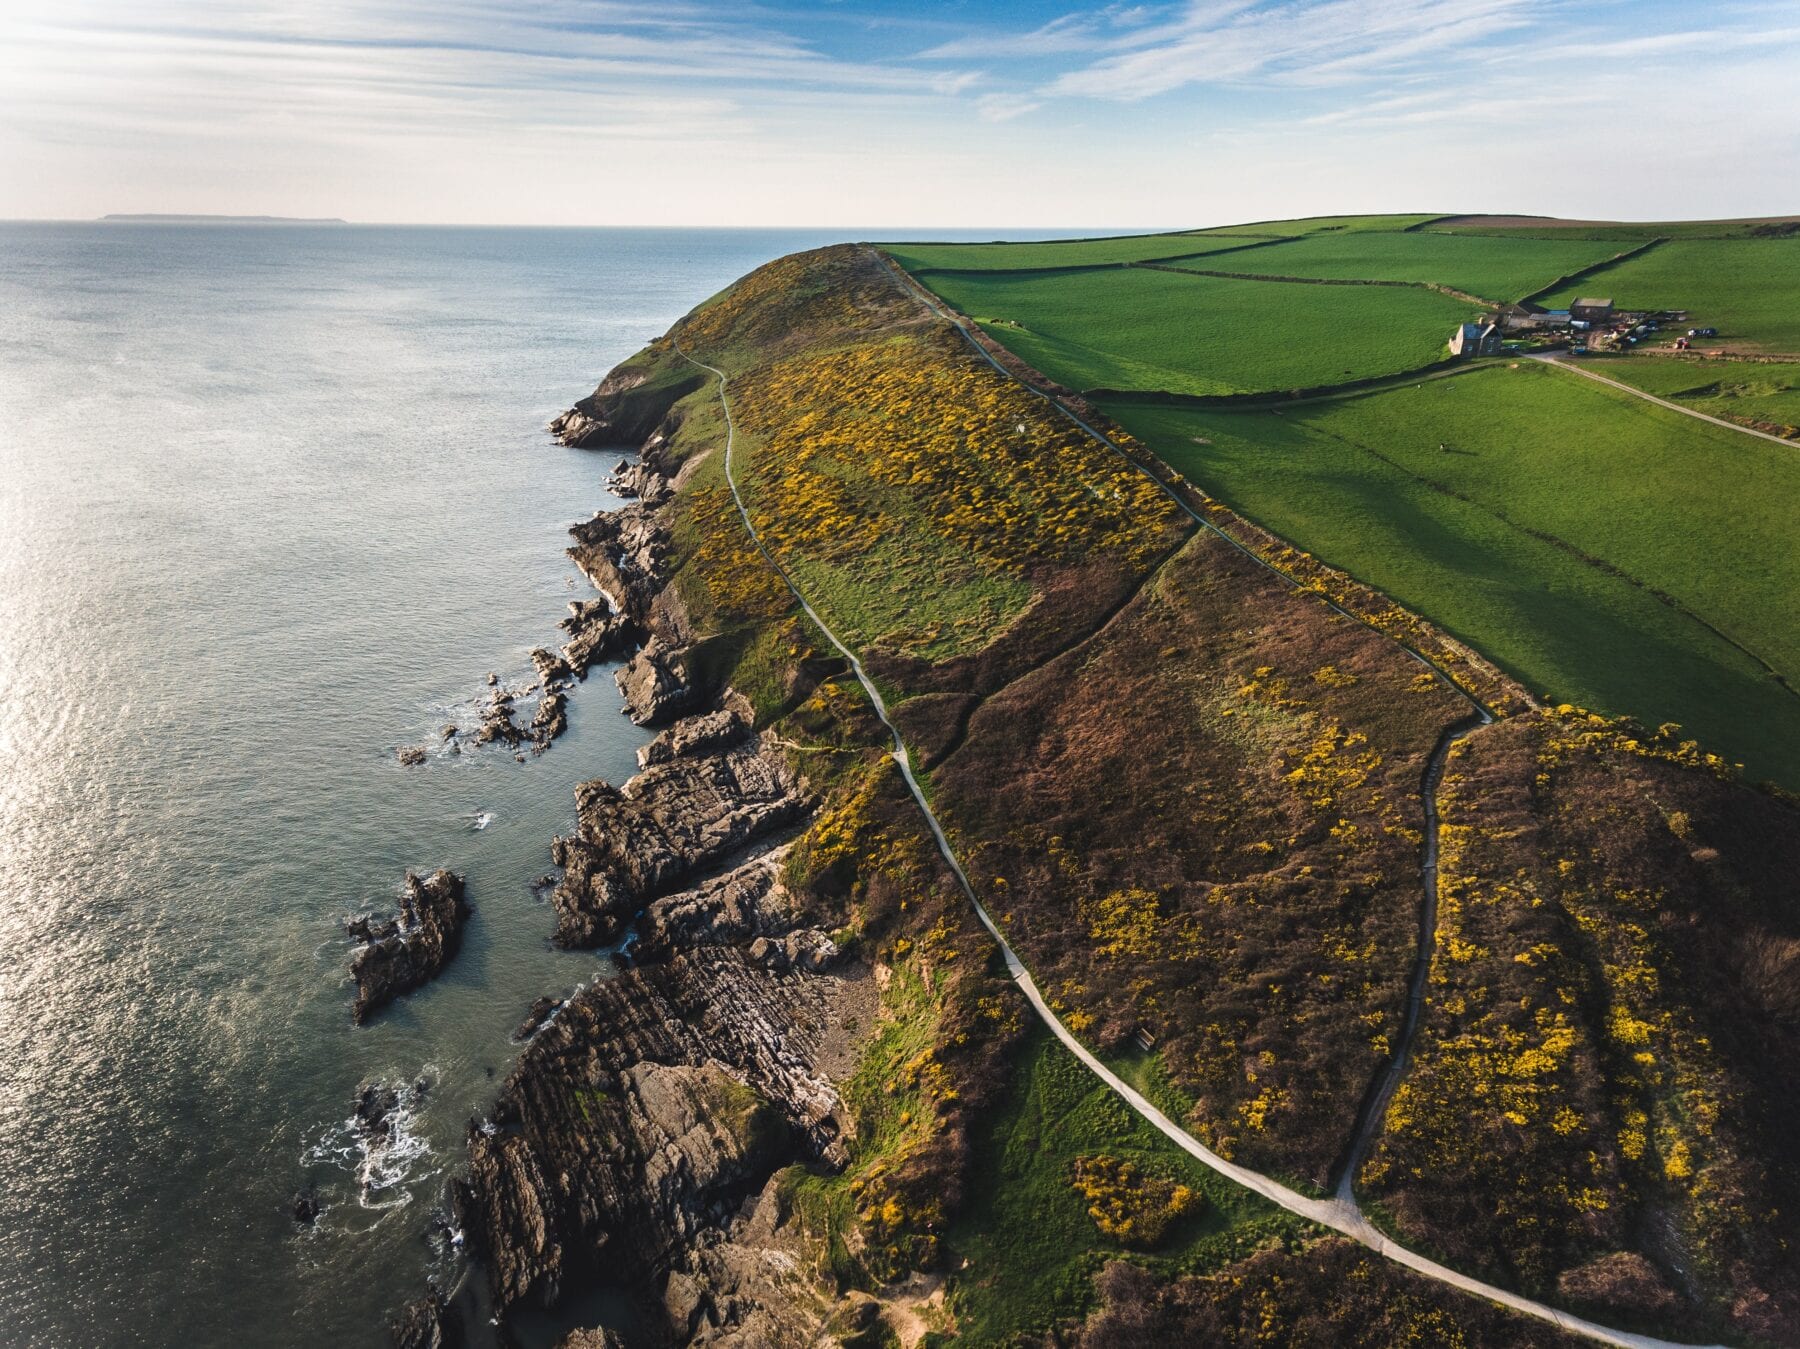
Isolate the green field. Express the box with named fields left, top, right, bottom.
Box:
left=1431, top=216, right=1800, bottom=241
left=881, top=232, right=1262, bottom=273
left=1107, top=361, right=1800, bottom=788
left=1540, top=239, right=1800, bottom=350
left=1181, top=213, right=1445, bottom=236
left=945, top=1031, right=1302, bottom=1342
left=1588, top=356, right=1800, bottom=431
left=917, top=266, right=1473, bottom=396
left=1186, top=229, right=1624, bottom=303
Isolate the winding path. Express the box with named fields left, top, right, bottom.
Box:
left=673, top=279, right=1721, bottom=1346
left=1532, top=352, right=1798, bottom=449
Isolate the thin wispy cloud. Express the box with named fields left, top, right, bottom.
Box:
left=0, top=0, right=1795, bottom=224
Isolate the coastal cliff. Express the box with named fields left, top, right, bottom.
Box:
left=400, top=245, right=1800, bottom=1347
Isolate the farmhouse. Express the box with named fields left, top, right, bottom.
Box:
left=1570, top=297, right=1615, bottom=324
left=1449, top=321, right=1502, bottom=358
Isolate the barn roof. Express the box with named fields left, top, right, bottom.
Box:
left=1573, top=297, right=1614, bottom=309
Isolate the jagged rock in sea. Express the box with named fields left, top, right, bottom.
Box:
left=531, top=646, right=573, bottom=686
left=637, top=690, right=751, bottom=768
left=472, top=686, right=524, bottom=747
left=347, top=871, right=470, bottom=1022
left=549, top=735, right=807, bottom=948
left=555, top=1329, right=627, bottom=1349
left=530, top=686, right=568, bottom=745
left=291, top=1187, right=321, bottom=1227
left=512, top=995, right=563, bottom=1042
left=389, top=1290, right=462, bottom=1349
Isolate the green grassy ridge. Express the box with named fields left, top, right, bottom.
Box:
left=1204, top=230, right=1628, bottom=305
left=916, top=266, right=1474, bottom=397
left=944, top=1031, right=1305, bottom=1344
left=1539, top=239, right=1800, bottom=351
left=1107, top=362, right=1800, bottom=789
left=880, top=234, right=1278, bottom=274
left=1587, top=355, right=1800, bottom=429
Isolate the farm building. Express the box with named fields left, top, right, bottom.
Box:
left=1450, top=321, right=1502, bottom=358
left=1570, top=297, right=1615, bottom=323
left=1496, top=302, right=1565, bottom=332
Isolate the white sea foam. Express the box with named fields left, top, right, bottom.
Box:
left=302, top=1073, right=438, bottom=1211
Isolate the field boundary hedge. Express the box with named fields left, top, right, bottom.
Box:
left=903, top=234, right=1300, bottom=281
left=1135, top=260, right=1494, bottom=307
left=1085, top=354, right=1470, bottom=408
left=1518, top=237, right=1667, bottom=305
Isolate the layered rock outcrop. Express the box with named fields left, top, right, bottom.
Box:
left=458, top=946, right=861, bottom=1314
left=348, top=870, right=469, bottom=1023
left=549, top=731, right=807, bottom=948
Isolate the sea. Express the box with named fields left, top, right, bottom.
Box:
left=0, top=221, right=1090, bottom=1347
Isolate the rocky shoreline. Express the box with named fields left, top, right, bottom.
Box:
left=393, top=373, right=865, bottom=1346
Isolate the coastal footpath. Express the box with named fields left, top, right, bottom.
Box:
left=401, top=246, right=1800, bottom=1347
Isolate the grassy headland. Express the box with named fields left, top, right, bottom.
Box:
left=535, top=233, right=1800, bottom=1344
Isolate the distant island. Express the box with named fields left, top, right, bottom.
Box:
left=98, top=213, right=349, bottom=225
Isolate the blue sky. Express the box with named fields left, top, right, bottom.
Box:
left=2, top=0, right=1796, bottom=225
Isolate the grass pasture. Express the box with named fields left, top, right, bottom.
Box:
left=1107, top=361, right=1800, bottom=788
left=917, top=266, right=1473, bottom=396
left=944, top=1031, right=1303, bottom=1343
left=880, top=232, right=1260, bottom=274
left=1430, top=215, right=1800, bottom=241
left=1180, top=213, right=1446, bottom=236
left=1188, top=229, right=1625, bottom=303
left=1591, top=356, right=1800, bottom=432
left=1539, top=239, right=1800, bottom=351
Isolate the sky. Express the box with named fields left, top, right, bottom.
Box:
left=1, top=0, right=1797, bottom=228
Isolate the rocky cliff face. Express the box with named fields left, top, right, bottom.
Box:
left=547, top=733, right=807, bottom=950
left=347, top=870, right=469, bottom=1023
left=546, top=353, right=703, bottom=451
left=440, top=369, right=874, bottom=1346
left=458, top=945, right=868, bottom=1313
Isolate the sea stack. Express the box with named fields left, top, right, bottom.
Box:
left=346, top=870, right=470, bottom=1022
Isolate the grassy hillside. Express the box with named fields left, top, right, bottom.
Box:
left=566, top=240, right=1800, bottom=1345
left=944, top=1031, right=1303, bottom=1342
left=1539, top=239, right=1800, bottom=350
left=1106, top=362, right=1800, bottom=788
left=915, top=266, right=1472, bottom=396
left=1189, top=229, right=1624, bottom=303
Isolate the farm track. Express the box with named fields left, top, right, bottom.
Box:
left=1332, top=708, right=1491, bottom=1199
left=1535, top=352, right=1800, bottom=450
left=665, top=254, right=1725, bottom=1347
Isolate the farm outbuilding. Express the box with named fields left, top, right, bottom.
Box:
left=1570, top=297, right=1615, bottom=323
left=1450, top=321, right=1502, bottom=358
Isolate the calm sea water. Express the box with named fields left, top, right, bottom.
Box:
left=0, top=221, right=1101, bottom=1348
